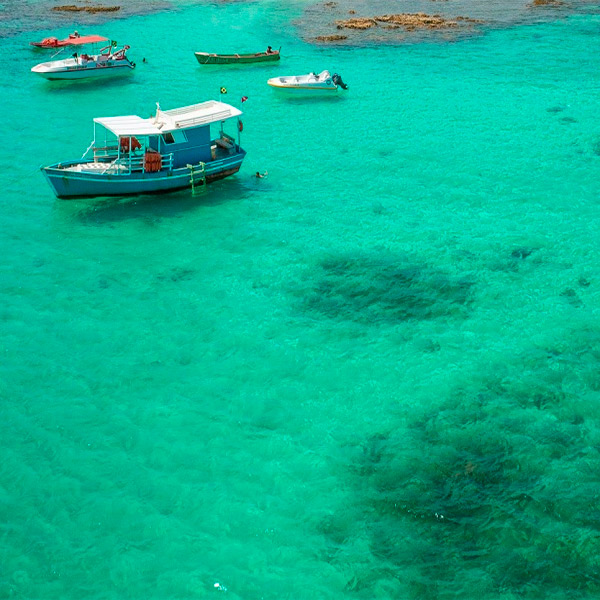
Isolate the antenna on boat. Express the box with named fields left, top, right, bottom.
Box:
left=154, top=102, right=161, bottom=122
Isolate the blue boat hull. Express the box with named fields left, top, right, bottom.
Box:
left=42, top=151, right=246, bottom=199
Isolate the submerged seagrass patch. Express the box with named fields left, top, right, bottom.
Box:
left=301, top=252, right=474, bottom=325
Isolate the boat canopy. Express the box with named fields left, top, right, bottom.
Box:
left=93, top=101, right=243, bottom=137
left=94, top=115, right=163, bottom=137
left=158, top=101, right=242, bottom=132
left=65, top=35, right=109, bottom=46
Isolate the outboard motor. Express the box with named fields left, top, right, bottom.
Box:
left=332, top=73, right=348, bottom=90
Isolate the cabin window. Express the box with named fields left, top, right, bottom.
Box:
left=162, top=130, right=187, bottom=144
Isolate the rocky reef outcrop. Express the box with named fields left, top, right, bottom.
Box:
left=335, top=13, right=483, bottom=32
left=52, top=5, right=121, bottom=12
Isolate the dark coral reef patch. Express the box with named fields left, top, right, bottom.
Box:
left=321, top=343, right=600, bottom=598
left=301, top=253, right=474, bottom=325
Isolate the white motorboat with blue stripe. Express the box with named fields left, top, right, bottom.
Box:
left=267, top=70, right=348, bottom=92
left=42, top=100, right=247, bottom=198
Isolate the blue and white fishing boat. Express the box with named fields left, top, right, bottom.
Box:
left=42, top=100, right=247, bottom=198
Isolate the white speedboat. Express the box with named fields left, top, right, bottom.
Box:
left=267, top=70, right=348, bottom=92
left=31, top=38, right=135, bottom=80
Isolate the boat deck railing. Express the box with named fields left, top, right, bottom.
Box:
left=90, top=150, right=174, bottom=174
left=92, top=146, right=119, bottom=158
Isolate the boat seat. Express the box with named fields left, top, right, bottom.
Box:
left=215, top=137, right=234, bottom=150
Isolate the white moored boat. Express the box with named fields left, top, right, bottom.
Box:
left=31, top=36, right=135, bottom=80
left=267, top=70, right=348, bottom=92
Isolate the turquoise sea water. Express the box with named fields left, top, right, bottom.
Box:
left=3, top=1, right=600, bottom=598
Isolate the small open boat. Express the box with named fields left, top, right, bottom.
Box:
left=41, top=100, right=246, bottom=198
left=30, top=31, right=87, bottom=48
left=267, top=70, right=348, bottom=92
left=31, top=39, right=135, bottom=80
left=195, top=47, right=280, bottom=65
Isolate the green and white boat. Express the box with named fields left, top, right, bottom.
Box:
left=195, top=47, right=280, bottom=65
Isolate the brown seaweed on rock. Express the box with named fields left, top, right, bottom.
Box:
left=52, top=4, right=121, bottom=12
left=315, top=34, right=348, bottom=41
left=336, top=17, right=377, bottom=29
left=335, top=13, right=483, bottom=32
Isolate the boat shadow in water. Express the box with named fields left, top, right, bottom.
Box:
left=40, top=73, right=136, bottom=94
left=59, top=179, right=249, bottom=226
left=198, top=62, right=282, bottom=70
left=271, top=90, right=349, bottom=104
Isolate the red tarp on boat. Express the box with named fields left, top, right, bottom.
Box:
left=31, top=34, right=108, bottom=48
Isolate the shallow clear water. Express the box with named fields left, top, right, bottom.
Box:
left=2, top=2, right=600, bottom=598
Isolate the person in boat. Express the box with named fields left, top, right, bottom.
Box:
left=266, top=46, right=274, bottom=54
left=255, top=171, right=268, bottom=178
left=69, top=31, right=80, bottom=39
